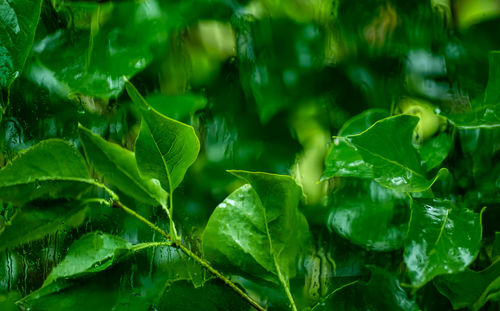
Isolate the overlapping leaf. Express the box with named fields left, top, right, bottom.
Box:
left=125, top=81, right=200, bottom=193
left=0, top=139, right=92, bottom=205
left=202, top=171, right=309, bottom=290
left=324, top=114, right=447, bottom=192
left=78, top=125, right=167, bottom=206
left=404, top=199, right=483, bottom=287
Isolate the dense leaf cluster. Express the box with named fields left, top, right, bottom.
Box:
left=1, top=0, right=500, bottom=310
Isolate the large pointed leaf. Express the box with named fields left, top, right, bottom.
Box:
left=0, top=139, right=91, bottom=205
left=342, top=115, right=447, bottom=192
left=434, top=259, right=500, bottom=310
left=322, top=109, right=388, bottom=180
left=78, top=125, right=167, bottom=206
left=404, top=199, right=483, bottom=287
left=0, top=0, right=42, bottom=89
left=202, top=171, right=310, bottom=288
left=0, top=200, right=87, bottom=251
left=327, top=179, right=410, bottom=251
left=125, top=81, right=200, bottom=192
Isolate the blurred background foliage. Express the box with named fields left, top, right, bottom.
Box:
left=1, top=0, right=500, bottom=310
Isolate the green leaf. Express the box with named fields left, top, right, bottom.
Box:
left=26, top=1, right=169, bottom=98
left=434, top=259, right=500, bottom=310
left=312, top=267, right=419, bottom=311
left=143, top=93, right=207, bottom=121
left=404, top=199, right=483, bottom=287
left=321, top=109, right=389, bottom=180
left=340, top=115, right=447, bottom=192
left=328, top=179, right=410, bottom=251
left=0, top=0, right=42, bottom=89
left=202, top=171, right=309, bottom=288
left=78, top=125, right=168, bottom=206
left=0, top=200, right=87, bottom=251
left=43, top=231, right=131, bottom=286
left=125, top=80, right=200, bottom=192
left=0, top=139, right=91, bottom=205
left=418, top=132, right=453, bottom=172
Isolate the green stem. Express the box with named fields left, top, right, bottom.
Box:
left=113, top=200, right=170, bottom=241
left=274, top=256, right=298, bottom=311
left=132, top=241, right=172, bottom=252
left=178, top=243, right=266, bottom=311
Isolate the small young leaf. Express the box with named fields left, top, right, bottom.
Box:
left=202, top=171, right=309, bottom=294
left=404, top=199, right=483, bottom=287
left=434, top=259, right=500, bottom=310
left=0, top=0, right=43, bottom=89
left=125, top=80, right=200, bottom=192
left=0, top=200, right=87, bottom=251
left=0, top=139, right=92, bottom=205
left=78, top=125, right=168, bottom=206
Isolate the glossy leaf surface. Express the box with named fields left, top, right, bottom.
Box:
left=126, top=81, right=200, bottom=192
left=0, top=0, right=42, bottom=89
left=79, top=125, right=167, bottom=205
left=404, top=199, right=483, bottom=287
left=202, top=171, right=309, bottom=286
left=328, top=179, right=410, bottom=251
left=0, top=139, right=91, bottom=205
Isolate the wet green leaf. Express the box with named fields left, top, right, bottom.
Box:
left=0, top=139, right=91, bottom=205
left=418, top=132, right=453, bottom=172
left=434, top=259, right=500, bottom=310
left=78, top=125, right=168, bottom=205
left=125, top=81, right=200, bottom=192
left=322, top=109, right=388, bottom=180
left=0, top=0, right=42, bottom=89
left=328, top=179, right=410, bottom=251
left=404, top=199, right=483, bottom=287
left=202, top=171, right=309, bottom=288
left=0, top=200, right=87, bottom=251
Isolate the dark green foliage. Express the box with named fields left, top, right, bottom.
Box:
left=1, top=0, right=500, bottom=310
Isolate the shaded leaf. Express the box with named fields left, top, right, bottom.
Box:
left=202, top=171, right=309, bottom=288
left=404, top=199, right=483, bottom=287
left=328, top=179, right=410, bottom=251
left=312, top=267, right=419, bottom=311
left=418, top=132, right=453, bottom=172
left=125, top=80, right=200, bottom=192
left=434, top=259, right=500, bottom=310
left=78, top=125, right=167, bottom=206
left=0, top=139, right=91, bottom=205
left=0, top=200, right=87, bottom=251
left=0, top=0, right=42, bottom=89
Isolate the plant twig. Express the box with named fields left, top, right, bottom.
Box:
left=110, top=198, right=266, bottom=311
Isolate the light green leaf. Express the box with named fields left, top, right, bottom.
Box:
left=0, top=0, right=42, bottom=89
left=322, top=109, right=388, bottom=180
left=0, top=200, right=87, bottom=251
left=125, top=80, right=200, bottom=192
left=43, top=231, right=131, bottom=286
left=404, top=199, right=483, bottom=287
left=78, top=125, right=168, bottom=206
left=143, top=93, right=207, bottom=121
left=345, top=115, right=447, bottom=192
left=0, top=139, right=91, bottom=205
left=328, top=179, right=410, bottom=251
left=434, top=259, right=500, bottom=310
left=202, top=170, right=309, bottom=291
